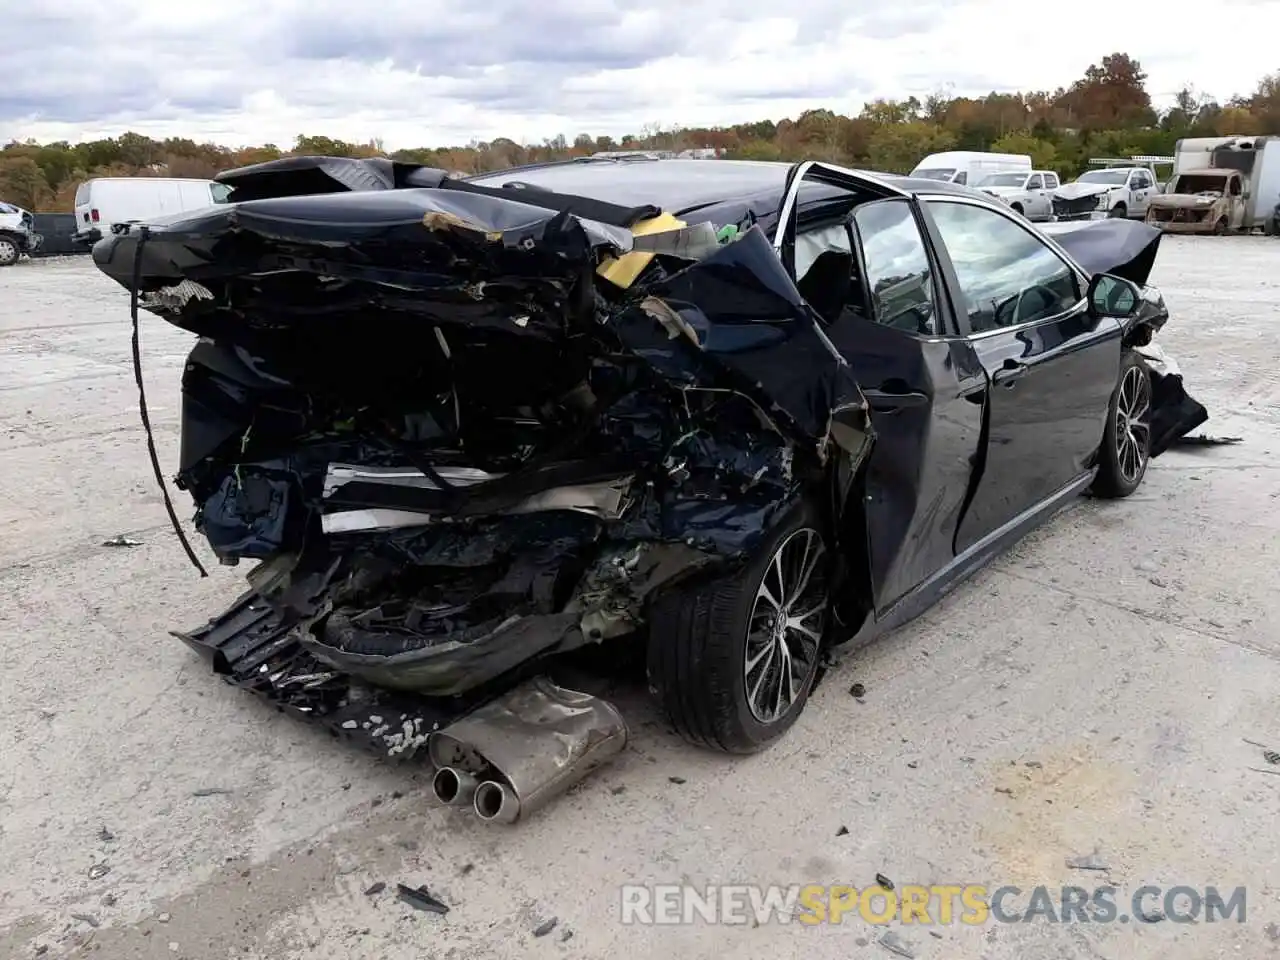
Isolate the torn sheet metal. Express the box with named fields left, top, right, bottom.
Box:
left=1039, top=218, right=1163, bottom=286
left=610, top=225, right=871, bottom=461
left=1134, top=343, right=1210, bottom=457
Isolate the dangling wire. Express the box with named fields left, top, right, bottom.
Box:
left=129, top=225, right=209, bottom=577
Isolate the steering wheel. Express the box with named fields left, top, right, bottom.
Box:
left=994, top=284, right=1060, bottom=327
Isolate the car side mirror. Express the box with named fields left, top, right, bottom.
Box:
left=1087, top=273, right=1141, bottom=319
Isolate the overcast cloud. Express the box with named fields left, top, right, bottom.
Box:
left=5, top=0, right=1278, bottom=149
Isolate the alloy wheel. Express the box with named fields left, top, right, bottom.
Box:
left=1115, top=364, right=1151, bottom=484
left=743, top=527, right=827, bottom=723
left=0, top=238, right=18, bottom=265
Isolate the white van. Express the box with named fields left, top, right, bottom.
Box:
left=909, top=151, right=1032, bottom=187
left=73, top=177, right=233, bottom=246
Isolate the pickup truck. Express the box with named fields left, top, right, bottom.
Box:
left=1051, top=167, right=1161, bottom=221
left=0, top=201, right=42, bottom=266
left=974, top=170, right=1061, bottom=221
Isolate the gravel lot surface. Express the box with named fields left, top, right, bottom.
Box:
left=2, top=240, right=1279, bottom=959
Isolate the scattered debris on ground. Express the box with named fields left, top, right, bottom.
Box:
left=1065, top=851, right=1110, bottom=871
left=190, top=787, right=233, bottom=797
left=397, top=883, right=449, bottom=915
left=101, top=535, right=143, bottom=547
left=836, top=826, right=849, bottom=836
left=363, top=882, right=385, bottom=896
left=87, top=863, right=110, bottom=880
left=849, top=683, right=866, bottom=698
left=533, top=917, right=559, bottom=937
left=668, top=776, right=686, bottom=785
left=97, top=826, right=115, bottom=842
left=1174, top=434, right=1242, bottom=446
left=875, top=873, right=894, bottom=890
left=71, top=913, right=100, bottom=928
left=878, top=930, right=916, bottom=958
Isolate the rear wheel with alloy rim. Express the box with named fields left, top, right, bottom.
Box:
left=646, top=499, right=831, bottom=753
left=0, top=235, right=20, bottom=266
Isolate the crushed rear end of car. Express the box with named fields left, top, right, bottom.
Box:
left=91, top=156, right=873, bottom=819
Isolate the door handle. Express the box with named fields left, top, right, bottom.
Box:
left=992, top=360, right=1028, bottom=386
left=863, top=386, right=929, bottom=413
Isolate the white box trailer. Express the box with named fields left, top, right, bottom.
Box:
left=1173, top=136, right=1280, bottom=231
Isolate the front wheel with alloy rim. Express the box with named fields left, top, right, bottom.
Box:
left=1091, top=350, right=1152, bottom=498
left=646, top=499, right=831, bottom=753
left=0, top=235, right=21, bottom=266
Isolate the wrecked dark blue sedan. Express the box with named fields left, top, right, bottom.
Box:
left=92, top=155, right=1206, bottom=823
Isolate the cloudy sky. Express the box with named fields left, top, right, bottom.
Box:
left=6, top=0, right=1278, bottom=150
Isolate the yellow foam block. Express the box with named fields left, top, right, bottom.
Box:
left=596, top=212, right=686, bottom=289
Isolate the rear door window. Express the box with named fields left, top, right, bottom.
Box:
left=1026, top=174, right=1044, bottom=190
left=1044, top=173, right=1060, bottom=189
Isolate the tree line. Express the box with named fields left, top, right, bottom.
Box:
left=5, top=53, right=1280, bottom=213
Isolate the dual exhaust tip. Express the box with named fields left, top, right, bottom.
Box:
left=425, top=676, right=629, bottom=825
left=431, top=766, right=518, bottom=824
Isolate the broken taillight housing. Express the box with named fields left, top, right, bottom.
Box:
left=91, top=209, right=100, bottom=222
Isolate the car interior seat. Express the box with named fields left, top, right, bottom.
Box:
left=796, top=250, right=854, bottom=326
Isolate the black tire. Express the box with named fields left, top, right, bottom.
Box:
left=646, top=498, right=831, bottom=754
left=1264, top=217, right=1277, bottom=237
left=1092, top=351, right=1151, bottom=499
left=1214, top=217, right=1228, bottom=235
left=1108, top=203, right=1127, bottom=219
left=0, top=234, right=20, bottom=266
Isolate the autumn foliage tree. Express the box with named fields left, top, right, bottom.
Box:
left=6, top=54, right=1280, bottom=212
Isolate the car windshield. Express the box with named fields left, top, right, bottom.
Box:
left=1171, top=174, right=1228, bottom=195
left=1078, top=170, right=1131, bottom=185
left=913, top=168, right=957, bottom=181
left=977, top=173, right=1028, bottom=187
left=0, top=202, right=17, bottom=214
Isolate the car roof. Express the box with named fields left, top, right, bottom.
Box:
left=467, top=158, right=986, bottom=221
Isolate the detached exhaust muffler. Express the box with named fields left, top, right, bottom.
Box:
left=428, top=676, right=628, bottom=824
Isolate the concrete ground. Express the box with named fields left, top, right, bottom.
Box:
left=1, top=240, right=1278, bottom=960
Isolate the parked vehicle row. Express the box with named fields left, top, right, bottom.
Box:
left=909, top=139, right=1280, bottom=236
